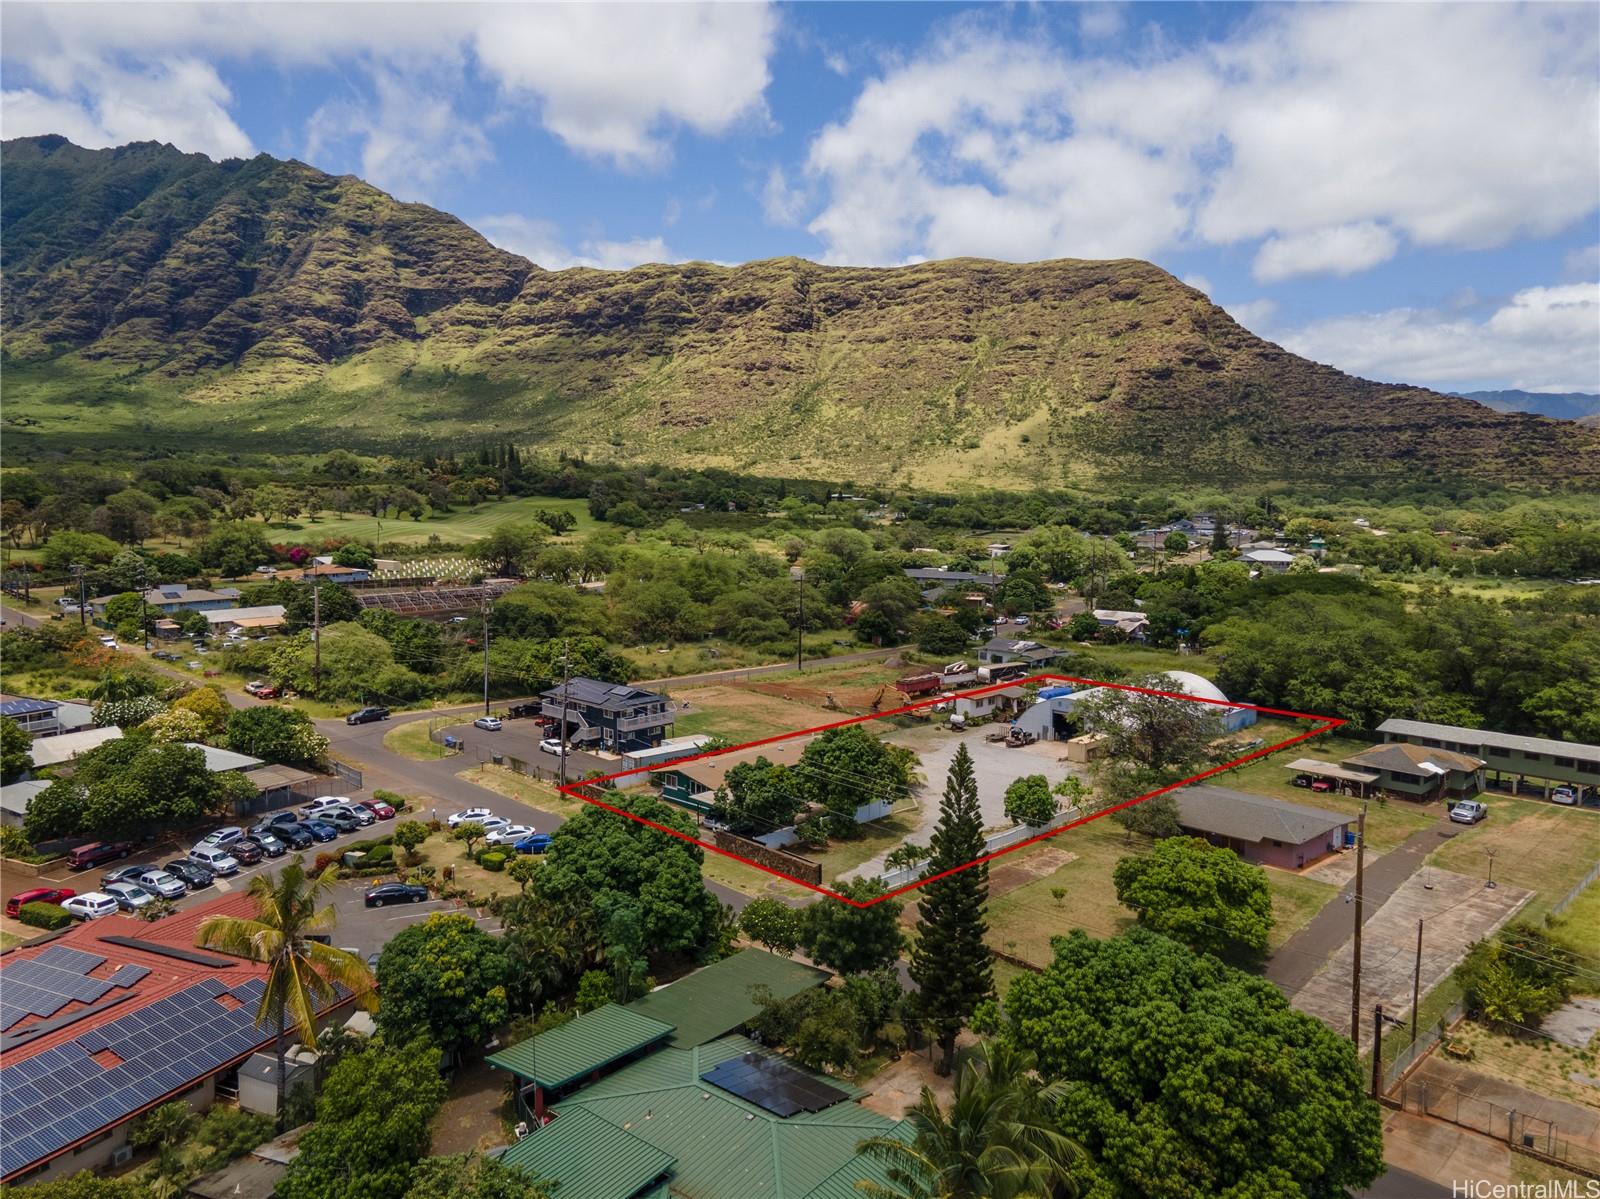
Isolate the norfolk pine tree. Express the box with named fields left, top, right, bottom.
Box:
left=908, top=743, right=993, bottom=1074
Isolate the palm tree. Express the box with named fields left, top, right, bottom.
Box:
left=196, top=857, right=374, bottom=1123
left=855, top=1042, right=1084, bottom=1199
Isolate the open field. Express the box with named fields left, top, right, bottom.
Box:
left=667, top=661, right=915, bottom=745
left=1549, top=883, right=1600, bottom=960
left=459, top=764, right=592, bottom=822
left=618, top=630, right=862, bottom=681
left=1427, top=798, right=1600, bottom=926
left=1457, top=1020, right=1600, bottom=1112
left=1067, top=644, right=1220, bottom=680
left=1266, top=871, right=1341, bottom=953
left=983, top=823, right=1144, bottom=966
left=255, top=495, right=604, bottom=546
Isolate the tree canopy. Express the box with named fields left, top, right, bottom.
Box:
left=376, top=913, right=512, bottom=1058
left=800, top=878, right=904, bottom=976
left=226, top=705, right=329, bottom=768
left=1, top=717, right=33, bottom=784
left=24, top=737, right=225, bottom=843
left=796, top=725, right=914, bottom=834
left=1001, top=929, right=1384, bottom=1199
left=710, top=756, right=804, bottom=837
left=1112, top=836, right=1274, bottom=966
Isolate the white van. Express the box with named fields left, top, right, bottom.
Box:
left=188, top=845, right=241, bottom=876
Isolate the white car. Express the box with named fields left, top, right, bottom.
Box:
left=99, top=637, right=119, bottom=649
left=473, top=716, right=503, bottom=731
left=103, top=882, right=155, bottom=911
left=485, top=824, right=534, bottom=846
left=63, top=893, right=120, bottom=920
left=333, top=803, right=375, bottom=827
left=135, top=870, right=187, bottom=900
left=1551, top=786, right=1578, bottom=806
left=538, top=739, right=568, bottom=756
left=188, top=845, right=240, bottom=876
left=447, top=807, right=495, bottom=829
left=201, top=826, right=244, bottom=846
left=302, top=796, right=353, bottom=817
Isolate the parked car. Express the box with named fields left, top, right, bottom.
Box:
left=273, top=823, right=315, bottom=850
left=244, top=680, right=271, bottom=696
left=188, top=845, right=240, bottom=875
left=6, top=887, right=76, bottom=917
left=102, top=864, right=155, bottom=888
left=1449, top=800, right=1488, bottom=825
left=1291, top=774, right=1314, bottom=789
left=538, top=738, right=567, bottom=756
left=345, top=706, right=390, bottom=725
left=264, top=811, right=304, bottom=829
left=364, top=882, right=430, bottom=908
left=486, top=824, right=534, bottom=846
left=135, top=870, right=188, bottom=900
left=359, top=798, right=396, bottom=820
left=447, top=807, right=495, bottom=828
left=321, top=808, right=362, bottom=833
left=247, top=830, right=286, bottom=856
left=339, top=803, right=376, bottom=827
left=1551, top=786, right=1579, bottom=806
left=186, top=660, right=203, bottom=670
left=1310, top=779, right=1335, bottom=793
left=103, top=882, right=155, bottom=912
left=473, top=715, right=503, bottom=731
left=512, top=833, right=552, bottom=855
left=163, top=860, right=215, bottom=890
left=302, top=796, right=354, bottom=817
left=228, top=838, right=263, bottom=865
left=68, top=842, right=133, bottom=870
left=98, top=635, right=118, bottom=648
left=301, top=819, right=338, bottom=842
left=201, top=826, right=244, bottom=847
left=63, top=893, right=120, bottom=921
left=152, top=651, right=181, bottom=662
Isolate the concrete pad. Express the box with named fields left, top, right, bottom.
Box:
left=1543, top=998, right=1600, bottom=1051
left=1407, top=1057, right=1600, bottom=1156
left=1304, top=847, right=1386, bottom=889
left=886, top=724, right=1089, bottom=835
left=1291, top=869, right=1533, bottom=1051
left=1381, top=1108, right=1512, bottom=1188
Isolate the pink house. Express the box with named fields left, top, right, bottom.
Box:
left=1173, top=785, right=1351, bottom=870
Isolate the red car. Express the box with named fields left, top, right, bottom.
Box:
left=359, top=799, right=396, bottom=820
left=1310, top=779, right=1335, bottom=793
left=6, top=887, right=77, bottom=917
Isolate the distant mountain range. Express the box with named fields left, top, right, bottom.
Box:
left=1453, top=390, right=1600, bottom=423
left=3, top=135, right=1595, bottom=488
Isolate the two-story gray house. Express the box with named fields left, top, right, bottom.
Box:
left=541, top=678, right=674, bottom=754
left=1375, top=718, right=1599, bottom=802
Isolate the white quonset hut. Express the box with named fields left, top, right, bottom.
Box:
left=1011, top=671, right=1259, bottom=742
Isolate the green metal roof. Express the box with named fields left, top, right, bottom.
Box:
left=523, top=1035, right=901, bottom=1199
left=499, top=1105, right=676, bottom=1199
left=488, top=1003, right=675, bottom=1089
left=627, top=949, right=829, bottom=1048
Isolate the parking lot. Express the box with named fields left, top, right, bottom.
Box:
left=431, top=714, right=614, bottom=780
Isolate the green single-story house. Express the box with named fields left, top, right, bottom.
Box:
left=654, top=740, right=809, bottom=813
left=1341, top=742, right=1485, bottom=802
left=1376, top=719, right=1599, bottom=802
left=489, top=949, right=906, bottom=1199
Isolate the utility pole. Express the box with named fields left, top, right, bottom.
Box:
left=794, top=569, right=805, bottom=673
left=137, top=563, right=149, bottom=650
left=1371, top=1005, right=1385, bottom=1099
left=481, top=597, right=492, bottom=716
left=1350, top=804, right=1367, bottom=1043
left=311, top=584, right=321, bottom=699
left=557, top=639, right=571, bottom=789
left=1411, top=918, right=1424, bottom=1044
left=1485, top=846, right=1498, bottom=889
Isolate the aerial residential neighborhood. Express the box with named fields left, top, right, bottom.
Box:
left=2, top=3, right=1598, bottom=1198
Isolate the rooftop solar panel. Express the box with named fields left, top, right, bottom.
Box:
left=700, top=1051, right=850, bottom=1119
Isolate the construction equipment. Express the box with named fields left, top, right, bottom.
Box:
left=1006, top=727, right=1037, bottom=747
left=824, top=692, right=841, bottom=710
left=868, top=684, right=888, bottom=711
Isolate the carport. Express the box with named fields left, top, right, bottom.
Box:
left=1284, top=758, right=1378, bottom=799
left=239, top=765, right=334, bottom=815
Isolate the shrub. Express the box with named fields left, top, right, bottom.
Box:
left=18, top=901, right=72, bottom=930
left=478, top=851, right=507, bottom=872
left=312, top=853, right=341, bottom=875
left=372, top=789, right=408, bottom=812
left=366, top=844, right=394, bottom=864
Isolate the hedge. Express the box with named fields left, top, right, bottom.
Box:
left=372, top=789, right=409, bottom=812
left=479, top=851, right=507, bottom=873
left=18, top=901, right=73, bottom=930
left=365, top=844, right=393, bottom=864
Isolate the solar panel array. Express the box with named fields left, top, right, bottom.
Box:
left=700, top=1051, right=850, bottom=1119
left=0, top=977, right=269, bottom=1177
left=0, top=949, right=149, bottom=1034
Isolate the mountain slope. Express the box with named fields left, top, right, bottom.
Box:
left=4, top=136, right=1594, bottom=488
left=1453, top=390, right=1600, bottom=422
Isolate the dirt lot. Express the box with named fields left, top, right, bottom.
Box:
left=884, top=724, right=1092, bottom=837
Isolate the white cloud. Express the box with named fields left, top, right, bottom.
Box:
left=1564, top=244, right=1600, bottom=278
left=1224, top=299, right=1278, bottom=332
left=474, top=213, right=680, bottom=271
left=761, top=165, right=809, bottom=226
left=802, top=5, right=1598, bottom=271
left=1078, top=4, right=1125, bottom=42
left=0, top=57, right=251, bottom=159
left=1, top=2, right=779, bottom=176
left=1182, top=274, right=1213, bottom=296
left=1279, top=282, right=1600, bottom=393
left=1253, top=221, right=1400, bottom=283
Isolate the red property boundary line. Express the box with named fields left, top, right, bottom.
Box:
left=559, top=674, right=1345, bottom=908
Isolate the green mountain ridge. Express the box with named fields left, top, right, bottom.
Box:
left=4, top=135, right=1595, bottom=489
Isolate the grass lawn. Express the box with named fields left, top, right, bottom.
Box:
left=0, top=930, right=23, bottom=952
left=256, top=494, right=604, bottom=546
left=621, top=630, right=857, bottom=682
left=1266, top=871, right=1340, bottom=952
left=1067, top=645, right=1220, bottom=680
left=699, top=847, right=812, bottom=902
left=1212, top=729, right=1440, bottom=852
left=984, top=822, right=1143, bottom=967
left=990, top=957, right=1037, bottom=1000
left=417, top=831, right=526, bottom=901
left=383, top=720, right=458, bottom=762
left=1426, top=797, right=1600, bottom=925
left=1548, top=881, right=1600, bottom=960
left=808, top=814, right=921, bottom=884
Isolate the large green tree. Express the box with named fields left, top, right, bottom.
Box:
left=376, top=913, right=512, bottom=1058
left=1001, top=774, right=1057, bottom=827
left=1, top=716, right=33, bottom=783
left=278, top=1037, right=447, bottom=1199
left=710, top=756, right=804, bottom=837
left=908, top=744, right=993, bottom=1074
left=197, top=522, right=273, bottom=577
left=403, top=1154, right=551, bottom=1199
left=1076, top=675, right=1225, bottom=803
left=226, top=705, right=330, bottom=768
left=1112, top=837, right=1274, bottom=967
left=541, top=791, right=723, bottom=960
left=23, top=737, right=226, bottom=843
left=1002, top=929, right=1384, bottom=1199
left=797, top=724, right=914, bottom=835
left=801, top=878, right=904, bottom=976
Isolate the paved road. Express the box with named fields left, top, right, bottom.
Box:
left=0, top=603, right=45, bottom=628
left=1267, top=816, right=1457, bottom=994
left=1355, top=1165, right=1451, bottom=1198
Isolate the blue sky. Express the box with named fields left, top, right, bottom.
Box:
left=3, top=2, right=1597, bottom=393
